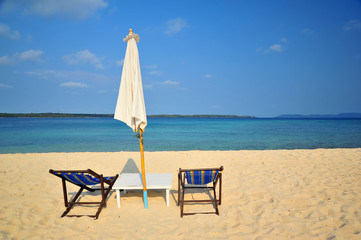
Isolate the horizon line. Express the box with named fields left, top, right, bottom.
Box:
left=1, top=112, right=361, bottom=119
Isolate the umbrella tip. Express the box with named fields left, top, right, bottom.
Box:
left=129, top=29, right=133, bottom=34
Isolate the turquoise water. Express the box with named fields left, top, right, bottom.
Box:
left=0, top=118, right=361, bottom=153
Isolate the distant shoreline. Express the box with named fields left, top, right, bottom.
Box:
left=0, top=113, right=255, bottom=119
left=1, top=113, right=361, bottom=119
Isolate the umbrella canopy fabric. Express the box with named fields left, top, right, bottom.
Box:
left=114, top=30, right=147, bottom=132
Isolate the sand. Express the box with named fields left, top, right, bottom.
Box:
left=0, top=148, right=361, bottom=239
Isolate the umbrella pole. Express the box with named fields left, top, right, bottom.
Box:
left=139, top=128, right=148, bottom=209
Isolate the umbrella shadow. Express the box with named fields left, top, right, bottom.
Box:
left=121, top=158, right=140, bottom=174
left=171, top=189, right=179, bottom=206
left=118, top=159, right=173, bottom=206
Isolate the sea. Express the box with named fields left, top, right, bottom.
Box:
left=0, top=117, right=361, bottom=154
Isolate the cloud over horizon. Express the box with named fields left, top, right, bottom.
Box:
left=258, top=43, right=285, bottom=54
left=0, top=83, right=13, bottom=89
left=0, top=23, right=20, bottom=40
left=0, top=0, right=107, bottom=20
left=1, top=50, right=44, bottom=64
left=17, top=49, right=44, bottom=61
left=164, top=18, right=187, bottom=35
left=60, top=81, right=89, bottom=88
left=161, top=80, right=180, bottom=85
left=344, top=19, right=361, bottom=31
left=300, top=28, right=314, bottom=35
left=116, top=59, right=124, bottom=67
left=25, top=69, right=113, bottom=83
left=203, top=74, right=213, bottom=79
left=144, top=65, right=161, bottom=76
left=0, top=55, right=12, bottom=65
left=267, top=44, right=283, bottom=53
left=63, top=49, right=104, bottom=70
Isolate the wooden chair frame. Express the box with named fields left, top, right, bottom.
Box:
left=178, top=166, right=223, bottom=217
left=49, top=169, right=119, bottom=219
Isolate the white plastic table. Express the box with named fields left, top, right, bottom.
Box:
left=113, top=173, right=172, bottom=208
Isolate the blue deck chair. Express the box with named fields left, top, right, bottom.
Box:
left=49, top=169, right=119, bottom=219
left=178, top=166, right=223, bottom=217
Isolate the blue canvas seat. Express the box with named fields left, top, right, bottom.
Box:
left=185, top=170, right=220, bottom=185
left=178, top=166, right=223, bottom=217
left=49, top=169, right=119, bottom=219
left=53, top=172, right=115, bottom=186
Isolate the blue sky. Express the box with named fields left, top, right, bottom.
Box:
left=0, top=0, right=360, bottom=117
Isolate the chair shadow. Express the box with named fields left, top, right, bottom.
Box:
left=176, top=186, right=219, bottom=212
left=171, top=189, right=178, bottom=205
left=171, top=187, right=216, bottom=202
left=66, top=184, right=117, bottom=212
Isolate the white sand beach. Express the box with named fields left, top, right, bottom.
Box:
left=1, top=148, right=361, bottom=239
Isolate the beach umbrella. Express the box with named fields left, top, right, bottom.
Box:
left=114, top=29, right=148, bottom=208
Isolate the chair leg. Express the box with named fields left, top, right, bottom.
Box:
left=211, top=185, right=219, bottom=215
left=180, top=187, right=185, bottom=218
left=177, top=173, right=180, bottom=206
left=213, top=187, right=219, bottom=215
left=100, top=176, right=105, bottom=206
left=94, top=203, right=104, bottom=220
left=61, top=186, right=85, bottom=217
left=214, top=200, right=219, bottom=215
left=94, top=175, right=118, bottom=219
left=61, top=178, right=68, bottom=207
left=219, top=173, right=222, bottom=205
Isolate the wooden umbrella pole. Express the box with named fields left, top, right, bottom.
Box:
left=139, top=128, right=148, bottom=208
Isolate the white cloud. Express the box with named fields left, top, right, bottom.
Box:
left=25, top=69, right=112, bottom=82
left=344, top=19, right=361, bottom=31
left=0, top=50, right=44, bottom=64
left=144, top=65, right=157, bottom=69
left=148, top=70, right=161, bottom=76
left=116, top=59, right=124, bottom=67
left=0, top=23, right=20, bottom=40
left=143, top=65, right=161, bottom=75
left=164, top=18, right=187, bottom=35
left=27, top=34, right=33, bottom=41
left=258, top=43, right=285, bottom=54
left=60, top=82, right=89, bottom=88
left=108, top=6, right=118, bottom=15
left=0, top=55, right=12, bottom=65
left=0, top=83, right=13, bottom=89
left=143, top=84, right=154, bottom=89
left=281, top=37, right=288, bottom=43
left=1, top=0, right=107, bottom=20
left=63, top=49, right=104, bottom=70
left=209, top=105, right=221, bottom=109
left=17, top=49, right=44, bottom=61
left=300, top=28, right=313, bottom=35
left=161, top=80, right=180, bottom=85
left=269, top=44, right=283, bottom=52
left=203, top=74, right=213, bottom=79
left=263, top=44, right=284, bottom=54
left=26, top=69, right=66, bottom=78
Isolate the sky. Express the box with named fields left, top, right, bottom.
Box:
left=0, top=0, right=361, bottom=117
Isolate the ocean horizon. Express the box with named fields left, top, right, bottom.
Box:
left=1, top=117, right=361, bottom=154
